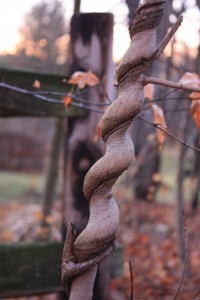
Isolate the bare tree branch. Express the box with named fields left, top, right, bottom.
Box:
left=129, top=260, right=134, bottom=300
left=143, top=76, right=200, bottom=93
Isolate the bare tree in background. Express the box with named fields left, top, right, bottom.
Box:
left=16, top=0, right=68, bottom=72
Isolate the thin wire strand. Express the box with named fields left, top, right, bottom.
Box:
left=138, top=114, right=200, bottom=153
left=0, top=82, right=110, bottom=107
left=0, top=82, right=106, bottom=113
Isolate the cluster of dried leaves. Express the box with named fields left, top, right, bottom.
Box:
left=144, top=71, right=200, bottom=150
left=144, top=84, right=167, bottom=149
left=180, top=72, right=200, bottom=132
left=63, top=71, right=100, bottom=110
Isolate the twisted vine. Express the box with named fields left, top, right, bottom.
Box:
left=62, top=1, right=178, bottom=299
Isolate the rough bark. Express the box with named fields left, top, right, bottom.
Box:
left=62, top=4, right=185, bottom=298
left=63, top=13, right=114, bottom=300
left=62, top=1, right=166, bottom=299
left=125, top=0, right=162, bottom=201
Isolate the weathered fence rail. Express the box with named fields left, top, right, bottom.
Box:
left=0, top=12, right=123, bottom=300
left=0, top=243, right=122, bottom=298
left=0, top=67, right=85, bottom=117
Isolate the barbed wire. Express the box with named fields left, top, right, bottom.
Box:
left=0, top=81, right=199, bottom=152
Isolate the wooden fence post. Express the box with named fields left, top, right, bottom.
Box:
left=63, top=13, right=114, bottom=300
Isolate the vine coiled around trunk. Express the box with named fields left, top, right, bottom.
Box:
left=62, top=1, right=165, bottom=299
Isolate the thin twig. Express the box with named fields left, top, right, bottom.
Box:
left=144, top=76, right=200, bottom=93
left=172, top=260, right=186, bottom=300
left=152, top=97, right=190, bottom=103
left=163, top=108, right=190, bottom=113
left=138, top=115, right=200, bottom=153
left=154, top=15, right=183, bottom=59
left=99, top=81, right=113, bottom=104
left=193, top=290, right=200, bottom=299
left=154, top=88, right=179, bottom=100
left=129, top=260, right=134, bottom=300
left=173, top=209, right=188, bottom=300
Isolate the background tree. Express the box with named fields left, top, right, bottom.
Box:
left=16, top=0, right=68, bottom=73
left=124, top=0, right=200, bottom=202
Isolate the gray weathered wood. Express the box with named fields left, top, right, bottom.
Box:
left=0, top=243, right=122, bottom=298
left=0, top=67, right=85, bottom=117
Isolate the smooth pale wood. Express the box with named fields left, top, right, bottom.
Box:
left=0, top=243, right=122, bottom=298
left=0, top=67, right=85, bottom=117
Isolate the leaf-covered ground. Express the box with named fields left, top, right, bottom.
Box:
left=0, top=198, right=200, bottom=299
left=110, top=198, right=200, bottom=300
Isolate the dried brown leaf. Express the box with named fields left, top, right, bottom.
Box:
left=144, top=83, right=154, bottom=102
left=191, top=101, right=200, bottom=131
left=94, top=123, right=102, bottom=142
left=68, top=71, right=100, bottom=89
left=33, top=79, right=41, bottom=89
left=179, top=72, right=200, bottom=87
left=152, top=173, right=161, bottom=183
left=63, top=93, right=72, bottom=110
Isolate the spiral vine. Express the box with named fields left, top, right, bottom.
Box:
left=62, top=1, right=170, bottom=299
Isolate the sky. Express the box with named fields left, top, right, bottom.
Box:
left=0, top=0, right=130, bottom=61
left=0, top=0, right=200, bottom=61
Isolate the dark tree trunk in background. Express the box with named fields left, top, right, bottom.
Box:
left=129, top=109, right=160, bottom=201
left=190, top=36, right=200, bottom=212
left=125, top=0, right=161, bottom=201
left=74, top=0, right=81, bottom=14
left=63, top=13, right=114, bottom=300
left=191, top=130, right=200, bottom=212
left=125, top=0, right=140, bottom=26
left=125, top=0, right=186, bottom=201
left=176, top=112, right=193, bottom=263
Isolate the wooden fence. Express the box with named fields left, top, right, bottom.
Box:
left=0, top=66, right=122, bottom=298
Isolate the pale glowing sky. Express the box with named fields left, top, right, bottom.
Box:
left=0, top=0, right=200, bottom=61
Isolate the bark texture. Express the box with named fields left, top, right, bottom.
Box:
left=62, top=1, right=165, bottom=299
left=63, top=13, right=114, bottom=300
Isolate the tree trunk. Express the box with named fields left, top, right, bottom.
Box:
left=125, top=0, right=163, bottom=201
left=41, top=118, right=64, bottom=230
left=62, top=2, right=167, bottom=299
left=176, top=113, right=192, bottom=263
left=191, top=129, right=200, bottom=212
left=74, top=0, right=81, bottom=14
left=129, top=109, right=160, bottom=201
left=63, top=13, right=114, bottom=300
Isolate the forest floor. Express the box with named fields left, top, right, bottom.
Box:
left=0, top=195, right=200, bottom=300
left=110, top=198, right=200, bottom=300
